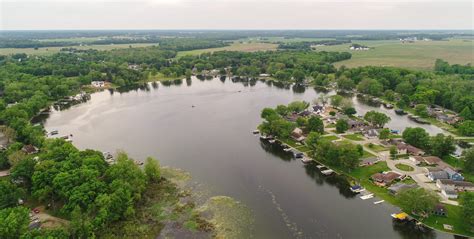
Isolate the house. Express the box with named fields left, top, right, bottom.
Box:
left=259, top=73, right=270, bottom=77
left=432, top=204, right=447, bottom=216
left=127, top=64, right=140, bottom=70
left=347, top=119, right=365, bottom=129
left=291, top=128, right=306, bottom=142
left=423, top=156, right=441, bottom=165
left=443, top=167, right=464, bottom=181
left=371, top=171, right=403, bottom=186
left=436, top=179, right=474, bottom=191
left=22, top=145, right=39, bottom=155
left=388, top=182, right=418, bottom=195
left=396, top=143, right=408, bottom=155
left=298, top=110, right=312, bottom=117
left=410, top=156, right=424, bottom=165
left=406, top=145, right=424, bottom=156
left=360, top=157, right=381, bottom=166
left=91, top=81, right=105, bottom=88
left=312, top=105, right=325, bottom=115
left=427, top=168, right=449, bottom=181
left=364, top=129, right=379, bottom=138
left=441, top=187, right=458, bottom=199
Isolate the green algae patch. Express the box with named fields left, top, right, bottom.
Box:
left=200, top=196, right=254, bottom=239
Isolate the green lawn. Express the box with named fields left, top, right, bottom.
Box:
left=322, top=135, right=339, bottom=141
left=422, top=204, right=473, bottom=237
left=362, top=150, right=375, bottom=159
left=343, top=134, right=365, bottom=141
left=315, top=39, right=474, bottom=70
left=395, top=163, right=415, bottom=172
left=365, top=143, right=387, bottom=152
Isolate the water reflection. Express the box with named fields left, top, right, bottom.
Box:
left=292, top=84, right=306, bottom=94
left=259, top=140, right=294, bottom=162
left=392, top=220, right=437, bottom=239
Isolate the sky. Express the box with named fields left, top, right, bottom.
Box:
left=0, top=0, right=473, bottom=30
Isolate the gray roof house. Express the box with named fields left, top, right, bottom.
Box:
left=388, top=182, right=418, bottom=195
left=428, top=170, right=449, bottom=181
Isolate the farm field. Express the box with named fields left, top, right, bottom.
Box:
left=315, top=39, right=474, bottom=70
left=176, top=42, right=277, bottom=57
left=0, top=43, right=158, bottom=55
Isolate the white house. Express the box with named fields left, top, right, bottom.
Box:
left=91, top=81, right=105, bottom=88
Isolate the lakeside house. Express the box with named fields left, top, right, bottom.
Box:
left=436, top=179, right=474, bottom=191
left=22, top=145, right=39, bottom=155
left=427, top=167, right=464, bottom=181
left=396, top=142, right=424, bottom=156
left=291, top=128, right=306, bottom=142
left=364, top=129, right=380, bottom=138
left=91, top=81, right=105, bottom=88
left=312, top=105, right=325, bottom=115
left=127, top=64, right=140, bottom=70
left=371, top=171, right=403, bottom=186
left=388, top=182, right=418, bottom=195
left=360, top=157, right=381, bottom=166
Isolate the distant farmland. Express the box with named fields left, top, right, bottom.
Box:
left=315, top=39, right=474, bottom=70
left=176, top=42, right=277, bottom=57
left=0, top=43, right=159, bottom=56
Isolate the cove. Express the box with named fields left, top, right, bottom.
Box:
left=41, top=77, right=455, bottom=238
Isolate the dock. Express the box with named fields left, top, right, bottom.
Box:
left=301, top=157, right=312, bottom=164
left=360, top=194, right=374, bottom=200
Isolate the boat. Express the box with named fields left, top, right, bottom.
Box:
left=294, top=152, right=304, bottom=159
left=301, top=157, right=312, bottom=164
left=283, top=147, right=292, bottom=152
left=350, top=185, right=365, bottom=193
left=252, top=130, right=260, bottom=134
left=321, top=169, right=334, bottom=175
left=50, top=130, right=59, bottom=135
left=316, top=165, right=325, bottom=169
left=391, top=212, right=409, bottom=220
left=383, top=103, right=394, bottom=109
left=360, top=194, right=374, bottom=200
left=260, top=135, right=268, bottom=140
left=394, top=109, right=407, bottom=115
left=269, top=139, right=276, bottom=144
left=374, top=200, right=384, bottom=204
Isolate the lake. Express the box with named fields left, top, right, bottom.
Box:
left=43, top=78, right=455, bottom=239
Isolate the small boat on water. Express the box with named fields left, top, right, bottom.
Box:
left=350, top=185, right=365, bottom=193
left=383, top=103, right=394, bottom=109
left=269, top=139, right=276, bottom=144
left=316, top=165, right=325, bottom=169
left=374, top=200, right=384, bottom=204
left=360, top=194, right=374, bottom=200
left=252, top=130, right=260, bottom=134
left=283, top=147, right=292, bottom=152
left=321, top=169, right=334, bottom=175
left=301, top=157, right=312, bottom=164
left=260, top=135, right=268, bottom=140
left=50, top=130, right=59, bottom=135
left=391, top=212, right=409, bottom=220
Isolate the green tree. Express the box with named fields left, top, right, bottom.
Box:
left=305, top=132, right=321, bottom=151
left=292, top=70, right=305, bottom=84
left=459, top=106, right=472, bottom=120
left=463, top=148, right=474, bottom=174
left=459, top=192, right=474, bottom=230
left=379, top=128, right=390, bottom=140
left=336, top=119, right=349, bottom=133
left=337, top=76, right=355, bottom=91
left=306, top=116, right=324, bottom=134
left=364, top=111, right=391, bottom=128
left=343, top=107, right=356, bottom=116
left=357, top=78, right=383, bottom=96
left=414, top=104, right=429, bottom=118
left=429, top=134, right=455, bottom=158
left=390, top=146, right=398, bottom=159
left=402, top=127, right=430, bottom=149
left=275, top=105, right=289, bottom=116
left=330, top=95, right=344, bottom=108
left=144, top=157, right=161, bottom=182
left=0, top=181, right=23, bottom=209
left=397, top=188, right=439, bottom=216
left=11, top=157, right=36, bottom=188
left=0, top=206, right=29, bottom=239
left=459, top=120, right=474, bottom=136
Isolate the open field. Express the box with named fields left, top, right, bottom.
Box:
left=315, top=39, right=474, bottom=70
left=244, top=37, right=335, bottom=43
left=176, top=42, right=277, bottom=57
left=0, top=43, right=158, bottom=55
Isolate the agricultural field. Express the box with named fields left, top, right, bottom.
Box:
left=0, top=43, right=158, bottom=56
left=315, top=39, right=474, bottom=70
left=176, top=42, right=277, bottom=57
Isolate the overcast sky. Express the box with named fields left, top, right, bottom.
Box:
left=1, top=0, right=472, bottom=30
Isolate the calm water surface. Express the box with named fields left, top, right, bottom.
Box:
left=43, top=78, right=455, bottom=239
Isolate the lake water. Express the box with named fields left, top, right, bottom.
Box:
left=43, top=78, right=455, bottom=239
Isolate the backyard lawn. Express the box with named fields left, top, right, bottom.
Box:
left=395, top=163, right=414, bottom=172
left=343, top=134, right=365, bottom=141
